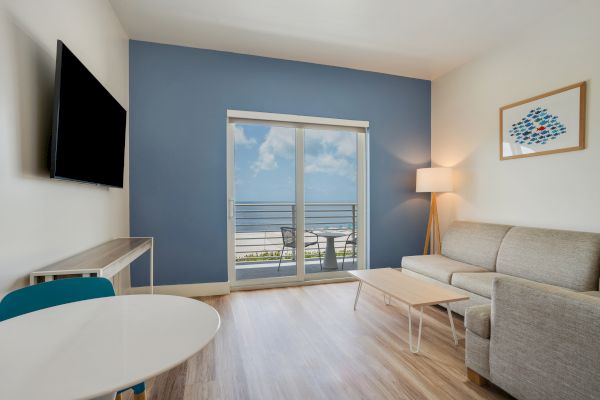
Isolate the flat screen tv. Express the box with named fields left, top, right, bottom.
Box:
left=50, top=40, right=126, bottom=188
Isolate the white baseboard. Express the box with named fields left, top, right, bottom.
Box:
left=230, top=276, right=356, bottom=291
left=126, top=281, right=230, bottom=297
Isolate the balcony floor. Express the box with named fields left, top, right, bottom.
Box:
left=236, top=258, right=357, bottom=280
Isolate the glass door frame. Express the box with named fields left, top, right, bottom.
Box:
left=226, top=110, right=369, bottom=288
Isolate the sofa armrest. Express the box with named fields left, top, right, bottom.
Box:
left=465, top=304, right=491, bottom=339
left=490, top=277, right=600, bottom=400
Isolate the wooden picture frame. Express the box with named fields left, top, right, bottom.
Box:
left=499, top=81, right=586, bottom=160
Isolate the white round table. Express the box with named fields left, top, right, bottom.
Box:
left=315, top=231, right=346, bottom=270
left=0, top=294, right=220, bottom=400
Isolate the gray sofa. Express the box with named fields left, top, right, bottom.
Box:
left=401, top=221, right=600, bottom=400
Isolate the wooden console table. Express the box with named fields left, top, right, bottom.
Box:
left=29, top=237, right=154, bottom=294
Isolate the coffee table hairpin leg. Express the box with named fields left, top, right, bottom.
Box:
left=408, top=305, right=424, bottom=353
left=383, top=294, right=391, bottom=305
left=446, top=303, right=458, bottom=345
left=408, top=303, right=458, bottom=353
left=353, top=281, right=363, bottom=310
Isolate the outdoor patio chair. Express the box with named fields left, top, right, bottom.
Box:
left=341, top=232, right=357, bottom=270
left=278, top=227, right=322, bottom=270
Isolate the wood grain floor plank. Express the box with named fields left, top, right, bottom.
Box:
left=140, top=282, right=512, bottom=400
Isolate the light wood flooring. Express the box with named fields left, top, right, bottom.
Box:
left=124, top=282, right=513, bottom=400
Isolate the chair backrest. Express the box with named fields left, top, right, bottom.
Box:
left=347, top=232, right=357, bottom=243
left=0, top=277, right=115, bottom=322
left=280, top=227, right=296, bottom=247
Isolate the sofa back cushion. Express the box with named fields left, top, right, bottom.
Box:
left=442, top=221, right=512, bottom=270
left=496, top=227, right=600, bottom=291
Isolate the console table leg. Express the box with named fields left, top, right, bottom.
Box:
left=408, top=305, right=424, bottom=353
left=353, top=281, right=363, bottom=310
left=150, top=238, right=154, bottom=295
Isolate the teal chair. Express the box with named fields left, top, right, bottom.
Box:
left=0, top=277, right=146, bottom=400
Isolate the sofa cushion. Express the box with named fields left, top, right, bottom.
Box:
left=451, top=272, right=507, bottom=299
left=583, top=291, right=600, bottom=299
left=442, top=221, right=512, bottom=271
left=401, top=255, right=487, bottom=284
left=496, top=227, right=600, bottom=291
left=465, top=304, right=491, bottom=339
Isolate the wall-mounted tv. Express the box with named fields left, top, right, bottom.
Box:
left=50, top=40, right=126, bottom=188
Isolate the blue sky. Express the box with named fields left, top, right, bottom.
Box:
left=234, top=123, right=357, bottom=203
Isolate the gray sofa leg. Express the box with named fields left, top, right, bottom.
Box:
left=467, top=368, right=488, bottom=386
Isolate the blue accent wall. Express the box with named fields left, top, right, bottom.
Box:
left=129, top=40, right=431, bottom=286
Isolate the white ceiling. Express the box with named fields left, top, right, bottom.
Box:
left=110, top=0, right=575, bottom=80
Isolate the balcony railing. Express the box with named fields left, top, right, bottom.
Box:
left=235, top=202, right=357, bottom=265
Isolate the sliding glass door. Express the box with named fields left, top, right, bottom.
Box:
left=227, top=111, right=367, bottom=287
left=304, top=128, right=360, bottom=277
left=229, top=122, right=298, bottom=281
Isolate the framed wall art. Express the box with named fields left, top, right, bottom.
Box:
left=500, top=81, right=586, bottom=160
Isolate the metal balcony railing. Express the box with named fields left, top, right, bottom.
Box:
left=235, top=202, right=357, bottom=265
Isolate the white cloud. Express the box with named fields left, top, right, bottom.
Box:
left=233, top=125, right=256, bottom=146
left=305, top=130, right=356, bottom=157
left=304, top=131, right=356, bottom=179
left=250, top=128, right=356, bottom=178
left=251, top=127, right=295, bottom=174
left=305, top=153, right=355, bottom=179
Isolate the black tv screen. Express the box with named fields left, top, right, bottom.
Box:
left=50, top=40, right=126, bottom=188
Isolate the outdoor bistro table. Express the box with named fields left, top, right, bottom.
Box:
left=315, top=230, right=346, bottom=270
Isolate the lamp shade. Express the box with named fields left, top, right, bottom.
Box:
left=416, top=167, right=453, bottom=193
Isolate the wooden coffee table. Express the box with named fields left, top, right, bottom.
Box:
left=349, top=268, right=468, bottom=353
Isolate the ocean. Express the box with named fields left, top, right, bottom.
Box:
left=234, top=201, right=357, bottom=233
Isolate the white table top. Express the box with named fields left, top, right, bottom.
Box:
left=314, top=231, right=346, bottom=238
left=0, top=295, right=220, bottom=400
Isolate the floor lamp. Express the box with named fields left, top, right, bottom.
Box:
left=416, top=168, right=453, bottom=255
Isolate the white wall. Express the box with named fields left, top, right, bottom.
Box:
left=432, top=0, right=600, bottom=234
left=0, top=0, right=129, bottom=294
